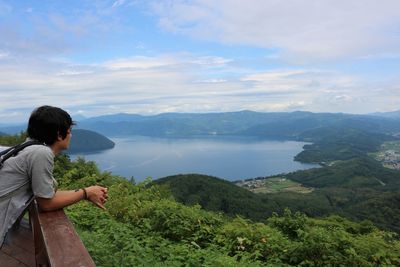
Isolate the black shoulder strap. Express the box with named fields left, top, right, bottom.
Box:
left=0, top=146, right=13, bottom=157
left=0, top=140, right=44, bottom=168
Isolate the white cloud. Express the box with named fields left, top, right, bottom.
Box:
left=196, top=79, right=227, bottom=83
left=0, top=52, right=398, bottom=123
left=332, top=95, right=353, bottom=103
left=103, top=55, right=233, bottom=70
left=149, top=0, right=400, bottom=61
left=0, top=50, right=9, bottom=59
left=241, top=69, right=358, bottom=95
left=103, top=56, right=180, bottom=70
left=189, top=56, right=232, bottom=66
left=112, top=0, right=126, bottom=8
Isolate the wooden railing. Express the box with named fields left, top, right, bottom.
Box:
left=29, top=201, right=96, bottom=267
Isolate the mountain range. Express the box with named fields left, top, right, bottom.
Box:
left=78, top=111, right=400, bottom=138
left=370, top=110, right=400, bottom=119
left=2, top=110, right=399, bottom=138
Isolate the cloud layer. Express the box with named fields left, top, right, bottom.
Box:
left=151, top=0, right=400, bottom=61
left=2, top=52, right=398, bottom=123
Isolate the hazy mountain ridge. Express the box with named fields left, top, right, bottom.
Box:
left=0, top=125, right=26, bottom=135
left=370, top=109, right=400, bottom=119
left=3, top=110, right=400, bottom=137
left=73, top=111, right=400, bottom=138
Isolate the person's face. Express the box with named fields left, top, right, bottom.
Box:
left=50, top=127, right=72, bottom=155
left=59, top=127, right=72, bottom=150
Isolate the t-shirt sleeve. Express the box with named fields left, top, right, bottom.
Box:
left=29, top=147, right=56, bottom=198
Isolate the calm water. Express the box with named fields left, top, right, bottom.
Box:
left=69, top=136, right=318, bottom=182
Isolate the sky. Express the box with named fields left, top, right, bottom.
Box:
left=0, top=0, right=400, bottom=123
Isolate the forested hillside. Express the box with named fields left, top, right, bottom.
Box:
left=154, top=174, right=280, bottom=220
left=156, top=158, right=400, bottom=233
left=295, top=128, right=395, bottom=163
left=66, top=129, right=115, bottom=153
left=55, top=156, right=399, bottom=266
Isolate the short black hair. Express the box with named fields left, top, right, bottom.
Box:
left=27, top=106, right=75, bottom=145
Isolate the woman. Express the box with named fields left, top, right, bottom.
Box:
left=0, top=105, right=108, bottom=246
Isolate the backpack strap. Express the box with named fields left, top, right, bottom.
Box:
left=0, top=146, right=13, bottom=157
left=0, top=140, right=44, bottom=169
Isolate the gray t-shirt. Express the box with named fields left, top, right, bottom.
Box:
left=0, top=143, right=57, bottom=245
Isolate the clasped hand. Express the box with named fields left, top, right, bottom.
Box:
left=85, top=186, right=108, bottom=210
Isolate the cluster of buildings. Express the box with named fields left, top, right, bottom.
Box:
left=382, top=150, right=400, bottom=170
left=235, top=178, right=268, bottom=191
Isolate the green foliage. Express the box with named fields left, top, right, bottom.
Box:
left=106, top=180, right=224, bottom=245
left=156, top=164, right=400, bottom=234
left=287, top=156, right=400, bottom=189
left=267, top=209, right=307, bottom=239
left=0, top=131, right=26, bottom=146
left=53, top=156, right=400, bottom=266
left=154, top=174, right=279, bottom=221
left=295, top=127, right=394, bottom=163
left=215, top=217, right=290, bottom=264
left=288, top=217, right=400, bottom=267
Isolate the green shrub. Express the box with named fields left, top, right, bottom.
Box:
left=57, top=156, right=400, bottom=266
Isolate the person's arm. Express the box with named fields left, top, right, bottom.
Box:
left=36, top=185, right=108, bottom=211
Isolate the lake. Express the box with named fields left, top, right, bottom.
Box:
left=69, top=136, right=318, bottom=182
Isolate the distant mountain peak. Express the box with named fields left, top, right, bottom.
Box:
left=369, top=110, right=400, bottom=118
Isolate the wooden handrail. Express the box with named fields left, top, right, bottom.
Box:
left=29, top=201, right=96, bottom=267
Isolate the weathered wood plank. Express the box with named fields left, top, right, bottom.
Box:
left=0, top=202, right=95, bottom=267
left=6, top=223, right=35, bottom=253
left=2, top=241, right=36, bottom=267
left=0, top=251, right=27, bottom=267
left=30, top=201, right=96, bottom=267
left=0, top=222, right=35, bottom=267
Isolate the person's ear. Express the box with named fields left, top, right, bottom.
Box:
left=57, top=132, right=63, bottom=141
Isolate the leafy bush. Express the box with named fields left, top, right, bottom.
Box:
left=267, top=209, right=307, bottom=239
left=56, top=156, right=400, bottom=266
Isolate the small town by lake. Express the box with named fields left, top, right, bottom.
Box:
left=69, top=136, right=319, bottom=182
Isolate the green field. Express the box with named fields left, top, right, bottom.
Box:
left=251, top=177, right=313, bottom=194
